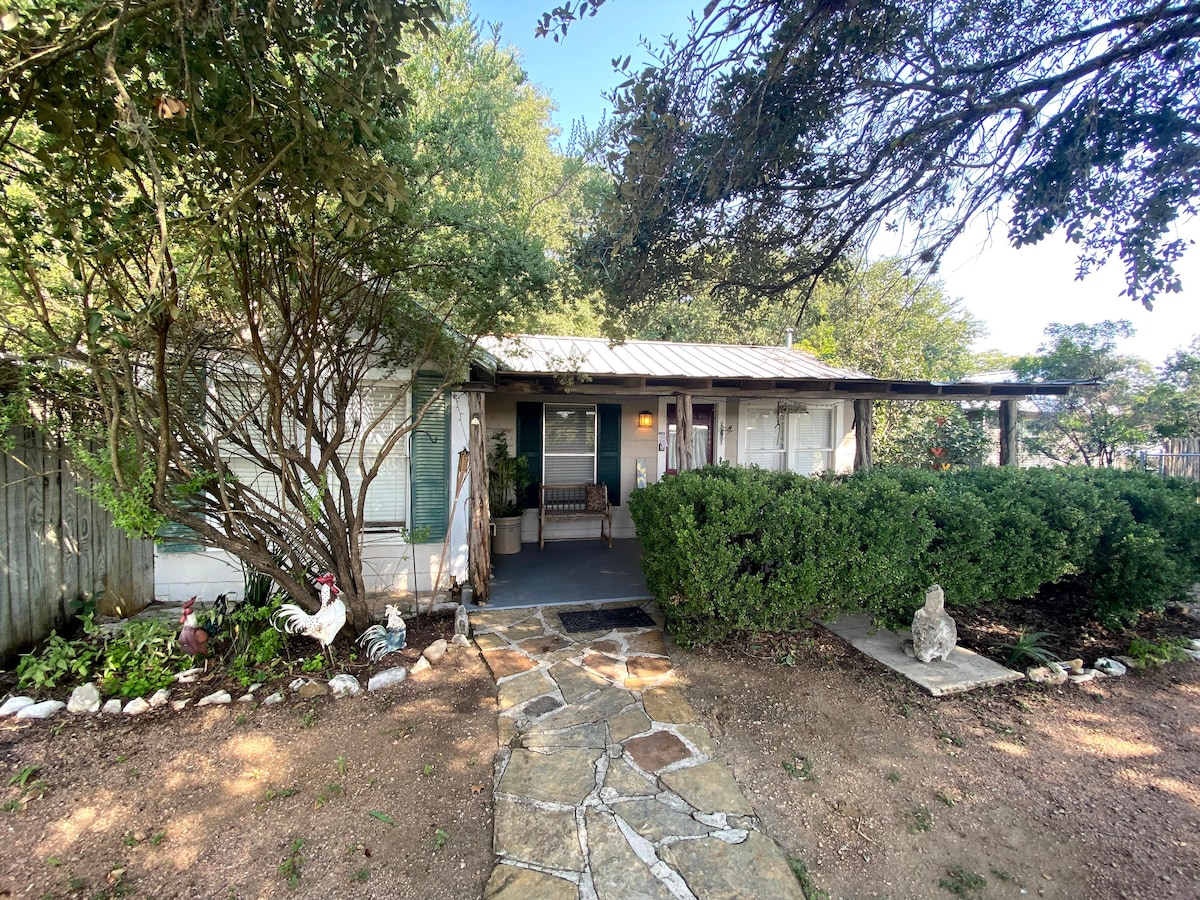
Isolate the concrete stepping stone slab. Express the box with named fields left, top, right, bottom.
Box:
left=517, top=634, right=571, bottom=655
left=582, top=652, right=625, bottom=681
left=531, top=686, right=636, bottom=733
left=659, top=832, right=805, bottom=899
left=498, top=748, right=602, bottom=805
left=483, top=648, right=540, bottom=680
left=494, top=797, right=585, bottom=871
left=624, top=630, right=667, bottom=656
left=612, top=798, right=713, bottom=842
left=608, top=707, right=653, bottom=743
left=498, top=671, right=556, bottom=710
left=484, top=863, right=578, bottom=900
left=641, top=686, right=698, bottom=724
left=474, top=632, right=509, bottom=652
left=499, top=717, right=518, bottom=747
left=626, top=656, right=673, bottom=680
left=585, top=810, right=675, bottom=900
left=625, top=731, right=692, bottom=774
left=661, top=761, right=753, bottom=816
left=521, top=721, right=607, bottom=749
left=548, top=660, right=610, bottom=703
left=602, top=758, right=660, bottom=798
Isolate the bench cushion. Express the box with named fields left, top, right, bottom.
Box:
left=584, top=484, right=608, bottom=512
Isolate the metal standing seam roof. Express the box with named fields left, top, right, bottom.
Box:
left=476, top=334, right=876, bottom=381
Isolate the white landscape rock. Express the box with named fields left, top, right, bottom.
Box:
left=16, top=700, right=66, bottom=720
left=262, top=691, right=285, bottom=706
left=102, top=699, right=123, bottom=715
left=123, top=697, right=151, bottom=716
left=197, top=690, right=232, bottom=707
left=328, top=674, right=363, bottom=697
left=1094, top=657, right=1127, bottom=677
left=368, top=667, right=408, bottom=692
left=174, top=667, right=204, bottom=684
left=67, top=683, right=102, bottom=715
left=289, top=678, right=307, bottom=693
left=451, top=633, right=471, bottom=648
left=423, top=639, right=449, bottom=666
left=0, top=696, right=37, bottom=717
left=149, top=689, right=171, bottom=708
left=410, top=656, right=432, bottom=675
left=171, top=700, right=191, bottom=711
left=455, top=604, right=471, bottom=637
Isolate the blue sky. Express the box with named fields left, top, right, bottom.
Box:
left=469, top=1, right=1198, bottom=366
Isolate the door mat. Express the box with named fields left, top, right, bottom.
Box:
left=557, top=607, right=656, bottom=634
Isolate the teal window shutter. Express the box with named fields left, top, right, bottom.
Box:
left=410, top=373, right=450, bottom=541
left=158, top=364, right=207, bottom=552
left=157, top=516, right=204, bottom=553
left=597, top=403, right=622, bottom=506
left=515, top=401, right=543, bottom=508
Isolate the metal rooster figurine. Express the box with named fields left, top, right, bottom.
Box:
left=356, top=604, right=407, bottom=662
left=271, top=573, right=347, bottom=661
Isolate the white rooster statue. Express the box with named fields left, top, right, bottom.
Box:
left=271, top=572, right=347, bottom=661
left=356, top=604, right=407, bottom=662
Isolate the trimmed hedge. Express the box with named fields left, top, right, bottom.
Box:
left=628, top=465, right=1200, bottom=646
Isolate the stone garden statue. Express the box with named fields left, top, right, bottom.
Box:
left=910, top=584, right=958, bottom=663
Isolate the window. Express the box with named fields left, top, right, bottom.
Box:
left=543, top=404, right=596, bottom=484
left=743, top=403, right=835, bottom=475
left=347, top=382, right=409, bottom=527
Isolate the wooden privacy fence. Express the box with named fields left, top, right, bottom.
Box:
left=1, top=427, right=154, bottom=666
left=1140, top=437, right=1200, bottom=482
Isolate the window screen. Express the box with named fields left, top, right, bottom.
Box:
left=347, top=382, right=409, bottom=525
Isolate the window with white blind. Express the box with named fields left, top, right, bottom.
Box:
left=543, top=404, right=597, bottom=484
left=743, top=404, right=835, bottom=475
left=346, top=382, right=409, bottom=526
left=216, top=377, right=282, bottom=511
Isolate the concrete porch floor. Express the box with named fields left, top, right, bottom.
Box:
left=485, top=538, right=652, bottom=609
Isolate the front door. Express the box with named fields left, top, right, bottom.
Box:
left=666, top=403, right=715, bottom=474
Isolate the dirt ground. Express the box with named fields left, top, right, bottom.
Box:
left=0, top=613, right=498, bottom=900
left=3, top=605, right=1200, bottom=900
left=673, top=626, right=1200, bottom=900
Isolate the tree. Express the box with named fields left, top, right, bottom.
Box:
left=0, top=4, right=573, bottom=630
left=566, top=0, right=1200, bottom=314
left=1155, top=336, right=1200, bottom=437
left=1014, top=321, right=1159, bottom=466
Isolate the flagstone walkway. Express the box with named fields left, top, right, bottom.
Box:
left=470, top=601, right=803, bottom=900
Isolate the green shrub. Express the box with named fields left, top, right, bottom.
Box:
left=99, top=620, right=189, bottom=697
left=16, top=632, right=98, bottom=690
left=629, top=465, right=1200, bottom=645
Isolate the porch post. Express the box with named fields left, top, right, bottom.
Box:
left=677, top=393, right=694, bottom=470
left=853, top=398, right=874, bottom=472
left=466, top=391, right=491, bottom=604
left=998, top=398, right=1019, bottom=467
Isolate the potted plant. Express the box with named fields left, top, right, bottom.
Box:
left=488, top=432, right=531, bottom=554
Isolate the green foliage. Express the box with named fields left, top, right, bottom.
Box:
left=487, top=431, right=531, bottom=517
left=98, top=620, right=189, bottom=698
left=996, top=632, right=1060, bottom=669
left=1125, top=636, right=1191, bottom=667
left=225, top=593, right=286, bottom=686
left=16, top=632, right=97, bottom=690
left=278, top=839, right=305, bottom=890
left=939, top=865, right=987, bottom=896
left=629, top=465, right=1200, bottom=644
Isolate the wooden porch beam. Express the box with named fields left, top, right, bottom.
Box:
left=998, top=398, right=1020, bottom=467
left=466, top=392, right=491, bottom=604
left=853, top=398, right=874, bottom=472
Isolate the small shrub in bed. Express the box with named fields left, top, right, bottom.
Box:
left=628, top=465, right=1200, bottom=645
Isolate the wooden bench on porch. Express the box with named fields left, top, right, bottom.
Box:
left=538, top=483, right=612, bottom=549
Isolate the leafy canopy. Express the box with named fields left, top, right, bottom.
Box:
left=561, top=0, right=1200, bottom=313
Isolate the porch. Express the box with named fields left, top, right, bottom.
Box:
left=487, top=538, right=651, bottom=609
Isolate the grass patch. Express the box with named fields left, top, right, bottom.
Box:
left=278, top=839, right=304, bottom=890
left=788, top=858, right=830, bottom=900
left=905, top=805, right=933, bottom=833
left=939, top=864, right=986, bottom=895
left=782, top=751, right=816, bottom=781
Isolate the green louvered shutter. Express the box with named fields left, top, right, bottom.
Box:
left=515, top=401, right=543, bottom=509
left=597, top=403, right=622, bottom=507
left=410, top=372, right=450, bottom=541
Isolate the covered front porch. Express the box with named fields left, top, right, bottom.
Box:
left=487, top=538, right=650, bottom=609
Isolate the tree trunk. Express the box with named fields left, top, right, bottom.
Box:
left=853, top=399, right=873, bottom=472
left=999, top=398, right=1019, bottom=467
left=467, top=391, right=491, bottom=604
left=677, top=393, right=694, bottom=471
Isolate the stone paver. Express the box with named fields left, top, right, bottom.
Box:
left=472, top=600, right=801, bottom=899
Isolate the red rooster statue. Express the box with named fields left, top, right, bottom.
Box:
left=271, top=573, right=347, bottom=661
left=178, top=596, right=210, bottom=657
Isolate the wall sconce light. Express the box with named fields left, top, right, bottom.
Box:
left=638, top=410, right=653, bottom=428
